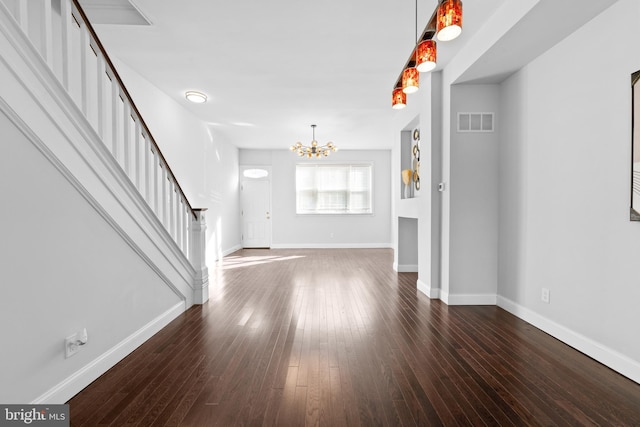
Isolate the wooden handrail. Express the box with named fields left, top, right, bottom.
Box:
left=71, top=0, right=197, bottom=219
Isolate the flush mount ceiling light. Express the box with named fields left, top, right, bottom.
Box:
left=391, top=0, right=463, bottom=109
left=185, top=91, right=207, bottom=103
left=290, top=125, right=337, bottom=158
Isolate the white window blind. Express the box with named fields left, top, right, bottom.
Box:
left=296, top=164, right=373, bottom=214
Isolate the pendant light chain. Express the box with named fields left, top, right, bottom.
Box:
left=415, top=0, right=418, bottom=45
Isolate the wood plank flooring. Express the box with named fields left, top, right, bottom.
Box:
left=67, top=248, right=640, bottom=426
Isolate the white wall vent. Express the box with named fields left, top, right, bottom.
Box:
left=457, top=112, right=494, bottom=132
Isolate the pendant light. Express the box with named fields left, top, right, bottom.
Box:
left=416, top=39, right=437, bottom=73
left=391, top=0, right=463, bottom=109
left=392, top=88, right=407, bottom=109
left=402, top=66, right=419, bottom=94
left=401, top=0, right=421, bottom=95
left=436, top=0, right=463, bottom=42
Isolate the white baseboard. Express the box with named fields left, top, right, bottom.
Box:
left=441, top=290, right=497, bottom=305
left=498, top=296, right=640, bottom=385
left=417, top=279, right=440, bottom=299
left=222, top=244, right=242, bottom=257
left=397, top=264, right=418, bottom=273
left=32, top=302, right=185, bottom=404
left=270, top=243, right=392, bottom=249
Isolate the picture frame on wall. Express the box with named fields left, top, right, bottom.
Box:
left=632, top=70, right=640, bottom=221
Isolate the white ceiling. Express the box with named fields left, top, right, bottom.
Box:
left=79, top=0, right=615, bottom=151
left=80, top=0, right=507, bottom=150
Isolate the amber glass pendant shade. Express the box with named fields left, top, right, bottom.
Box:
left=436, top=0, right=463, bottom=42
left=392, top=88, right=407, bottom=109
left=416, top=40, right=437, bottom=72
left=402, top=67, right=419, bottom=94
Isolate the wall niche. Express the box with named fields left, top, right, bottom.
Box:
left=400, top=124, right=421, bottom=199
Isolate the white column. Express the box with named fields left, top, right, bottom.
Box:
left=190, top=209, right=209, bottom=304
left=60, top=0, right=73, bottom=90
left=144, top=135, right=152, bottom=205
left=152, top=151, right=159, bottom=215
left=123, top=102, right=131, bottom=175
left=168, top=181, right=175, bottom=238
left=96, top=53, right=107, bottom=139
left=176, top=195, right=182, bottom=250
left=110, top=80, right=119, bottom=160
left=79, top=20, right=89, bottom=116
left=183, top=205, right=189, bottom=256
left=40, top=0, right=53, bottom=68
left=134, top=121, right=141, bottom=190
left=16, top=0, right=28, bottom=34
left=161, top=166, right=168, bottom=228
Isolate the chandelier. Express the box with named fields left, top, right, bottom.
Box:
left=290, top=125, right=337, bottom=158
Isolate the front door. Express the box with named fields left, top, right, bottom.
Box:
left=241, top=179, right=272, bottom=248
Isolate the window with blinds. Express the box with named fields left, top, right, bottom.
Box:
left=295, top=164, right=373, bottom=214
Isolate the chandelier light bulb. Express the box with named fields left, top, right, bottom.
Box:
left=289, top=125, right=337, bottom=158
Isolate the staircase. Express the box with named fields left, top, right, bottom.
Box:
left=0, top=0, right=208, bottom=302
left=0, top=0, right=209, bottom=403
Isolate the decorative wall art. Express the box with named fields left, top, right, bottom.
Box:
left=632, top=70, right=640, bottom=221
left=412, top=128, right=421, bottom=191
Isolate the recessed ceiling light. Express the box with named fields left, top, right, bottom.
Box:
left=185, top=91, right=207, bottom=103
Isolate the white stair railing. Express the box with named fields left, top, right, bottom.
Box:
left=0, top=0, right=206, bottom=278
left=0, top=0, right=209, bottom=302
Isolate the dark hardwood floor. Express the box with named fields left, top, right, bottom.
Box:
left=68, top=248, right=640, bottom=426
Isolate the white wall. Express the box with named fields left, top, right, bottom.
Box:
left=448, top=84, right=500, bottom=303
left=390, top=73, right=443, bottom=298
left=498, top=0, right=640, bottom=382
left=239, top=149, right=392, bottom=248
left=0, top=8, right=240, bottom=402
left=0, top=108, right=183, bottom=404
left=397, top=217, right=418, bottom=271
left=113, top=60, right=242, bottom=261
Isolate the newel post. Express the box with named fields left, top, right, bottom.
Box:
left=190, top=208, right=209, bottom=304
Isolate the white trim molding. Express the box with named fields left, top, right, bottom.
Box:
left=222, top=244, right=243, bottom=257
left=417, top=279, right=441, bottom=299
left=441, top=290, right=497, bottom=305
left=396, top=264, right=418, bottom=273
left=498, top=296, right=640, bottom=385
left=32, top=302, right=185, bottom=404
left=271, top=243, right=393, bottom=249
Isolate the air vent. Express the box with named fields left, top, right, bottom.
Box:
left=457, top=112, right=494, bottom=133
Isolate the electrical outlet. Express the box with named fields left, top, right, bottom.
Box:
left=541, top=288, right=550, bottom=304
left=65, top=328, right=88, bottom=358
